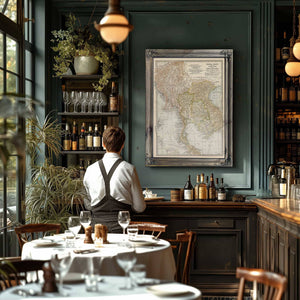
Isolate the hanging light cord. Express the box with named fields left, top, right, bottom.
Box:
left=293, top=0, right=296, bottom=39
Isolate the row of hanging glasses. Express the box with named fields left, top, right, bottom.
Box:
left=62, top=90, right=107, bottom=113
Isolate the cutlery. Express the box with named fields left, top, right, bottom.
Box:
left=73, top=249, right=99, bottom=254
left=13, top=288, right=40, bottom=297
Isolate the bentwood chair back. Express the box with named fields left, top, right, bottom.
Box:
left=129, top=221, right=167, bottom=239
left=168, top=230, right=196, bottom=285
left=0, top=259, right=47, bottom=290
left=236, top=267, right=287, bottom=300
left=15, top=223, right=61, bottom=251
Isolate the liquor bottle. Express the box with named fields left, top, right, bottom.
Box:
left=206, top=175, right=209, bottom=200
left=285, top=119, right=291, bottom=140
left=217, top=178, right=227, bottom=201
left=199, top=173, right=207, bottom=201
left=102, top=124, right=107, bottom=151
left=208, top=173, right=216, bottom=201
left=297, top=77, right=300, bottom=102
left=194, top=175, right=200, bottom=200
left=79, top=159, right=86, bottom=180
left=280, top=74, right=288, bottom=102
left=281, top=31, right=290, bottom=61
left=86, top=124, right=94, bottom=151
left=292, top=118, right=297, bottom=140
left=275, top=31, right=281, bottom=62
left=63, top=123, right=71, bottom=151
left=275, top=75, right=279, bottom=103
left=87, top=159, right=93, bottom=167
left=71, top=121, right=78, bottom=151
left=279, top=168, right=287, bottom=196
left=78, top=123, right=86, bottom=151
left=109, top=81, right=118, bottom=112
left=183, top=175, right=194, bottom=201
left=215, top=178, right=219, bottom=196
left=93, top=123, right=102, bottom=151
left=297, top=119, right=300, bottom=140
left=289, top=78, right=296, bottom=102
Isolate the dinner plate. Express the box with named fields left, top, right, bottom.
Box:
left=129, top=235, right=159, bottom=246
left=30, top=239, right=62, bottom=247
left=147, top=283, right=194, bottom=297
left=61, top=272, right=84, bottom=283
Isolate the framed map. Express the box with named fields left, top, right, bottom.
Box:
left=145, top=49, right=233, bottom=167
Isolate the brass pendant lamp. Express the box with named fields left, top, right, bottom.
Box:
left=94, top=0, right=133, bottom=52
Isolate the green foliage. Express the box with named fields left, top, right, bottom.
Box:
left=25, top=161, right=85, bottom=230
left=51, top=13, right=117, bottom=91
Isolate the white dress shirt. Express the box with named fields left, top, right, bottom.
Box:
left=83, top=152, right=146, bottom=213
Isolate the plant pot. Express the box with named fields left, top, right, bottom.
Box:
left=74, top=56, right=99, bottom=75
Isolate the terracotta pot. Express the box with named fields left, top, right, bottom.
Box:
left=74, top=56, right=99, bottom=75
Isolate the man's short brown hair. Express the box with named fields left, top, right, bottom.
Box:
left=102, top=126, right=125, bottom=152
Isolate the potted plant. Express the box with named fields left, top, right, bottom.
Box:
left=51, top=13, right=118, bottom=91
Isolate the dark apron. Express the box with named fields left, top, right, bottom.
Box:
left=91, top=158, right=132, bottom=233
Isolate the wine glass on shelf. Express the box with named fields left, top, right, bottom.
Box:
left=116, top=245, right=137, bottom=290
left=62, top=90, right=70, bottom=112
left=118, top=210, right=131, bottom=235
left=50, top=251, right=72, bottom=295
left=68, top=216, right=81, bottom=238
left=80, top=211, right=92, bottom=231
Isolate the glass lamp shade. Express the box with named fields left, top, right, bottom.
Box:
left=285, top=59, right=300, bottom=77
left=99, top=14, right=132, bottom=45
left=293, top=40, right=300, bottom=60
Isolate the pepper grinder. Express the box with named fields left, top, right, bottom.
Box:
left=42, top=262, right=58, bottom=293
left=84, top=225, right=94, bottom=244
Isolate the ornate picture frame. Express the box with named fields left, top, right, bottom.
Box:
left=145, top=49, right=233, bottom=167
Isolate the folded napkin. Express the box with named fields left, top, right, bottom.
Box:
left=73, top=249, right=99, bottom=254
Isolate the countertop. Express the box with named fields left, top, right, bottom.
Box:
left=252, top=198, right=300, bottom=225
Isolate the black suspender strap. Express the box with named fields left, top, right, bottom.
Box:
left=98, top=158, right=123, bottom=200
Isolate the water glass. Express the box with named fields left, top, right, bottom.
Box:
left=118, top=210, right=130, bottom=235
left=127, top=224, right=138, bottom=241
left=65, top=230, right=75, bottom=248
left=129, top=264, right=146, bottom=286
left=85, top=274, right=99, bottom=292
left=80, top=211, right=92, bottom=230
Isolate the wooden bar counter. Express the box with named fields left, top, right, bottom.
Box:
left=252, top=198, right=300, bottom=300
left=133, top=200, right=257, bottom=297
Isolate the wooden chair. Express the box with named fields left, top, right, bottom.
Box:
left=236, top=267, right=287, bottom=300
left=129, top=221, right=167, bottom=239
left=15, top=223, right=61, bottom=251
left=0, top=259, right=48, bottom=290
left=168, top=230, right=196, bottom=285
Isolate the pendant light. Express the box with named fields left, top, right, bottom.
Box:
left=94, top=0, right=133, bottom=53
left=293, top=13, right=300, bottom=59
left=285, top=0, right=300, bottom=76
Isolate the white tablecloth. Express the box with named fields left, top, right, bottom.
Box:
left=21, top=234, right=176, bottom=280
left=0, top=276, right=201, bottom=299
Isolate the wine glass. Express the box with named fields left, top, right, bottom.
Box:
left=118, top=211, right=130, bottom=235
left=68, top=216, right=81, bottom=238
left=80, top=211, right=92, bottom=230
left=116, top=245, right=137, bottom=289
left=50, top=251, right=72, bottom=295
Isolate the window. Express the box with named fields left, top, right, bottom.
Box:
left=0, top=0, right=34, bottom=256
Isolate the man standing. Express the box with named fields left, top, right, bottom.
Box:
left=83, top=126, right=146, bottom=232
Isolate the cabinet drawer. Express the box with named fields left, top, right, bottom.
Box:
left=192, top=218, right=234, bottom=229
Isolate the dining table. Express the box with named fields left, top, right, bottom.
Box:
left=21, top=233, right=176, bottom=280
left=0, top=276, right=202, bottom=299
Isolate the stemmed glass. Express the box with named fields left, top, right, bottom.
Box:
left=116, top=245, right=137, bottom=290
left=80, top=211, right=92, bottom=231
left=118, top=210, right=131, bottom=235
left=50, top=251, right=72, bottom=295
left=68, top=216, right=81, bottom=238
left=99, top=92, right=107, bottom=112
left=62, top=90, right=70, bottom=112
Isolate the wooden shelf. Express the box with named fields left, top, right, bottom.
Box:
left=275, top=103, right=300, bottom=109
left=61, top=74, right=118, bottom=80
left=61, top=150, right=106, bottom=155
left=275, top=140, right=300, bottom=144
left=58, top=112, right=119, bottom=117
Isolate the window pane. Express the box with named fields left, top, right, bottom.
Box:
left=6, top=37, right=17, bottom=73
left=6, top=73, right=17, bottom=93
left=0, top=33, right=3, bottom=68
left=25, top=79, right=32, bottom=97
left=0, top=0, right=17, bottom=23
left=25, top=50, right=32, bottom=79
left=0, top=70, right=3, bottom=93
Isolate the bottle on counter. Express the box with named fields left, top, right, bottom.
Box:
left=199, top=173, right=207, bottom=201
left=215, top=178, right=219, bottom=196
left=109, top=81, right=119, bottom=112
left=184, top=175, right=194, bottom=201
left=86, top=124, right=94, bottom=151
left=79, top=159, right=86, bottom=180
left=102, top=124, right=107, bottom=151
left=206, top=175, right=209, bottom=200
left=63, top=123, right=71, bottom=151
left=217, top=178, right=227, bottom=201
left=93, top=123, right=102, bottom=151
left=279, top=168, right=287, bottom=196
left=78, top=123, right=86, bottom=151
left=194, top=175, right=200, bottom=200
left=208, top=173, right=216, bottom=201
left=71, top=121, right=78, bottom=151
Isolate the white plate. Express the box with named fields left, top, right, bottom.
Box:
left=129, top=235, right=158, bottom=246
left=61, top=272, right=84, bottom=283
left=147, top=283, right=194, bottom=297
left=30, top=239, right=62, bottom=247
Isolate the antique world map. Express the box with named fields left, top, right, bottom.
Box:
left=153, top=58, right=225, bottom=158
